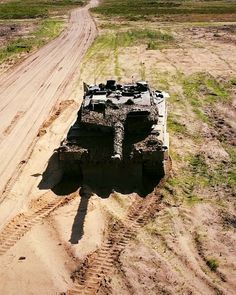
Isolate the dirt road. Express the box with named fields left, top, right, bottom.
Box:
left=0, top=0, right=98, bottom=196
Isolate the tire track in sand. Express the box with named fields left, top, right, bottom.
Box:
left=67, top=160, right=171, bottom=295
left=0, top=193, right=77, bottom=256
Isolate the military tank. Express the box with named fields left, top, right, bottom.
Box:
left=57, top=80, right=169, bottom=194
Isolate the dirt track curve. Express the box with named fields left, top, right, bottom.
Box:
left=0, top=0, right=98, bottom=196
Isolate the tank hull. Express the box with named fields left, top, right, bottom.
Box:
left=58, top=150, right=166, bottom=195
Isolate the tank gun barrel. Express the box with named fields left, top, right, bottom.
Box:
left=112, top=121, right=124, bottom=160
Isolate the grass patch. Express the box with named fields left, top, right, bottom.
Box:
left=164, top=175, right=199, bottom=204
left=36, top=18, right=64, bottom=40
left=193, top=108, right=209, bottom=123
left=181, top=72, right=231, bottom=121
left=168, top=115, right=188, bottom=134
left=0, top=18, right=64, bottom=64
left=164, top=170, right=206, bottom=206
left=0, top=0, right=85, bottom=19
left=88, top=29, right=174, bottom=49
left=231, top=77, right=236, bottom=86
left=114, top=29, right=174, bottom=48
left=145, top=222, right=160, bottom=236
left=152, top=71, right=171, bottom=91
left=189, top=154, right=208, bottom=176
left=182, top=72, right=230, bottom=106
left=6, top=39, right=32, bottom=54
left=164, top=148, right=235, bottom=206
left=145, top=211, right=173, bottom=236
left=93, top=0, right=236, bottom=21
left=189, top=153, right=218, bottom=187
left=161, top=73, right=234, bottom=205
left=99, top=22, right=130, bottom=30
left=86, top=30, right=165, bottom=55
left=186, top=194, right=203, bottom=205
left=206, top=258, right=219, bottom=272
left=188, top=151, right=236, bottom=190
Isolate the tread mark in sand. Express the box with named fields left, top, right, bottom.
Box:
left=0, top=194, right=76, bottom=256
left=67, top=159, right=172, bottom=295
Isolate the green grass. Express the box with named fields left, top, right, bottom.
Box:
left=145, top=213, right=172, bottom=236
left=165, top=172, right=204, bottom=206
left=36, top=18, right=64, bottom=40
left=99, top=22, right=130, bottom=30
left=189, top=154, right=208, bottom=176
left=180, top=72, right=231, bottom=121
left=93, top=0, right=236, bottom=20
left=231, top=77, right=236, bottom=86
left=151, top=71, right=172, bottom=91
left=87, top=29, right=172, bottom=52
left=168, top=115, right=188, bottom=134
left=111, top=29, right=174, bottom=48
left=186, top=194, right=203, bottom=205
left=0, top=19, right=64, bottom=64
left=0, top=0, right=85, bottom=19
left=182, top=72, right=230, bottom=105
left=206, top=258, right=219, bottom=272
left=189, top=150, right=235, bottom=189
left=189, top=153, right=218, bottom=186
left=161, top=72, right=235, bottom=206
left=163, top=146, right=235, bottom=206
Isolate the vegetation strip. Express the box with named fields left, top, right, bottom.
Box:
left=93, top=0, right=236, bottom=21
left=0, top=0, right=86, bottom=19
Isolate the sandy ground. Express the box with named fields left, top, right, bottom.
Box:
left=0, top=5, right=236, bottom=295
left=0, top=0, right=98, bottom=198
left=0, top=21, right=37, bottom=48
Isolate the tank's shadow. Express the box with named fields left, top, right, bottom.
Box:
left=69, top=185, right=93, bottom=244
left=38, top=152, right=160, bottom=244
left=38, top=152, right=159, bottom=197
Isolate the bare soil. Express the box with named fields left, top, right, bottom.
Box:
left=0, top=2, right=236, bottom=295
left=0, top=20, right=39, bottom=71
left=0, top=21, right=36, bottom=46
left=0, top=1, right=97, bottom=198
